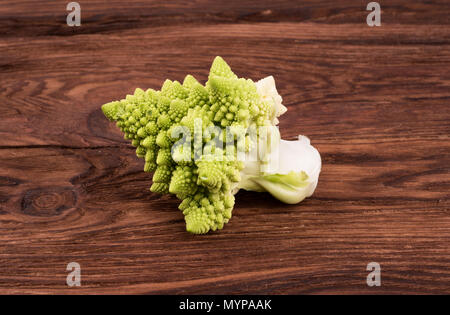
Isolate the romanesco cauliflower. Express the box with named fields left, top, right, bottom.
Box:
left=102, top=57, right=321, bottom=234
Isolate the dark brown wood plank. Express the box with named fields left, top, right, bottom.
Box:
left=1, top=23, right=449, bottom=147
left=0, top=1, right=449, bottom=294
left=1, top=0, right=449, bottom=37
left=0, top=146, right=449, bottom=294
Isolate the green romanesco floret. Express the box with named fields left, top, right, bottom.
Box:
left=102, top=57, right=268, bottom=233
left=101, top=56, right=321, bottom=234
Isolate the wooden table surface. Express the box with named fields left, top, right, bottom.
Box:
left=0, top=1, right=449, bottom=294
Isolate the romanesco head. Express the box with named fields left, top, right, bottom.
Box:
left=101, top=56, right=273, bottom=234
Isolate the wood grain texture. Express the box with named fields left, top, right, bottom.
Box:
left=0, top=0, right=449, bottom=294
